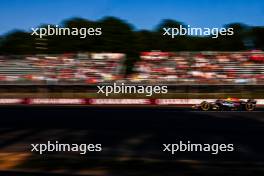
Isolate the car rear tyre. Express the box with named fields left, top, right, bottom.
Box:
left=201, top=101, right=210, bottom=111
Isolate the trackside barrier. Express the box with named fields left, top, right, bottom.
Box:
left=89, top=99, right=150, bottom=105
left=28, top=99, right=85, bottom=105
left=0, top=99, right=24, bottom=104
left=155, top=99, right=217, bottom=105
left=0, top=98, right=263, bottom=106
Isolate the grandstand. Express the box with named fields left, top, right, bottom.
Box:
left=0, top=53, right=125, bottom=84
left=0, top=60, right=41, bottom=76
left=0, top=51, right=264, bottom=85
left=132, top=51, right=264, bottom=84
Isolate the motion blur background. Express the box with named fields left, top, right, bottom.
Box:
left=0, top=1, right=264, bottom=176
left=0, top=0, right=263, bottom=86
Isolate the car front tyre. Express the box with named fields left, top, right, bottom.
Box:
left=245, top=102, right=255, bottom=111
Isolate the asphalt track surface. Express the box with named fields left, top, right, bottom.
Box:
left=0, top=106, right=263, bottom=176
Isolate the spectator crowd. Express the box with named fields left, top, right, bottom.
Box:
left=0, top=51, right=263, bottom=85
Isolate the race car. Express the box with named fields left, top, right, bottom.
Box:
left=192, top=98, right=257, bottom=111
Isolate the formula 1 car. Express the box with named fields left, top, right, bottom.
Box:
left=192, top=98, right=257, bottom=111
